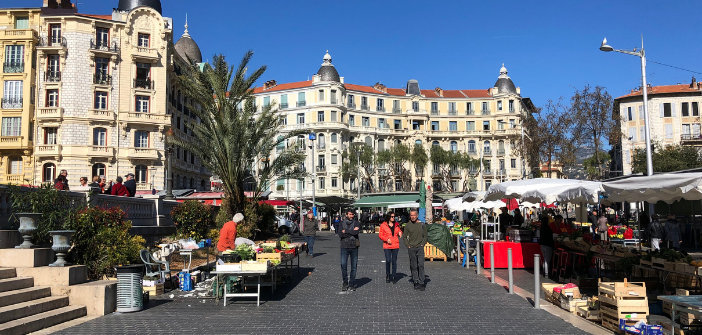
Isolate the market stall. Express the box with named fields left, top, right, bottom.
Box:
left=481, top=240, right=542, bottom=268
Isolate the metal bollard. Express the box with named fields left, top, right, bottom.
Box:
left=476, top=239, right=481, bottom=275
left=534, top=254, right=540, bottom=309
left=508, top=248, right=513, bottom=294
left=490, top=243, right=495, bottom=284
left=465, top=236, right=470, bottom=269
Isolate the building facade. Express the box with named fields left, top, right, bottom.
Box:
left=614, top=78, right=702, bottom=175
left=7, top=0, right=211, bottom=191
left=0, top=8, right=41, bottom=184
left=253, top=52, right=534, bottom=200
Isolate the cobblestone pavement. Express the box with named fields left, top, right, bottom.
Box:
left=56, top=232, right=591, bottom=335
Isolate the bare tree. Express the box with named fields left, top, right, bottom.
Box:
left=571, top=85, right=619, bottom=179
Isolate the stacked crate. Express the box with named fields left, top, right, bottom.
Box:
left=598, top=279, right=649, bottom=333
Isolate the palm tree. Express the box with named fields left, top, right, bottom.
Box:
left=174, top=52, right=308, bottom=234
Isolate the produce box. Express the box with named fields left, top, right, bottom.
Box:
left=241, top=260, right=269, bottom=272
left=683, top=264, right=696, bottom=274
left=576, top=305, right=601, bottom=321
left=665, top=262, right=678, bottom=271
left=574, top=240, right=591, bottom=252
left=598, top=279, right=647, bottom=298
left=675, top=262, right=688, bottom=273
left=640, top=260, right=653, bottom=267
left=216, top=263, right=242, bottom=272
left=257, top=252, right=285, bottom=261
left=542, top=283, right=562, bottom=304
left=652, top=258, right=667, bottom=269
left=143, top=283, right=164, bottom=296
left=559, top=291, right=588, bottom=314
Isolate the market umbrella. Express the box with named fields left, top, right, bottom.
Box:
left=462, top=191, right=486, bottom=202
left=501, top=198, right=519, bottom=211
left=519, top=180, right=602, bottom=205
left=602, top=172, right=702, bottom=203
left=484, top=178, right=588, bottom=202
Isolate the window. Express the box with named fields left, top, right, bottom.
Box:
left=96, top=27, right=109, bottom=47
left=263, top=96, right=270, bottom=107
left=14, top=16, right=29, bottom=29
left=47, top=54, right=60, bottom=75
left=318, top=133, right=325, bottom=148
left=361, top=96, right=368, bottom=109
left=377, top=98, right=384, bottom=111
left=412, top=101, right=419, bottom=112
left=468, top=140, right=476, bottom=153
left=347, top=94, right=354, bottom=107
left=431, top=102, right=438, bottom=113
left=693, top=102, right=700, bottom=116
left=683, top=124, right=691, bottom=135
left=331, top=133, right=337, bottom=143
left=362, top=117, right=369, bottom=127
left=318, top=90, right=324, bottom=101
left=639, top=105, right=644, bottom=119
left=316, top=111, right=324, bottom=122
left=319, top=177, right=325, bottom=189
left=134, top=130, right=149, bottom=148
left=3, top=80, right=23, bottom=105
left=94, top=91, right=108, bottom=109
left=393, top=100, right=400, bottom=112
left=297, top=113, right=305, bottom=124
left=448, top=102, right=456, bottom=114
left=509, top=119, right=516, bottom=128
left=511, top=159, right=517, bottom=169
left=509, top=100, right=514, bottom=112
left=93, top=127, right=106, bottom=146
left=135, top=165, right=148, bottom=184
left=378, top=118, right=386, bottom=129
left=432, top=141, right=440, bottom=147
left=628, top=107, right=634, bottom=120
left=665, top=124, right=673, bottom=139
left=483, top=121, right=490, bottom=130
left=431, top=121, right=439, bottom=131
left=136, top=62, right=150, bottom=79
left=297, top=92, right=306, bottom=106
left=450, top=141, right=458, bottom=153
left=95, top=57, right=109, bottom=77
left=497, top=101, right=503, bottom=111
left=365, top=136, right=372, bottom=146
left=449, top=121, right=457, bottom=131
left=92, top=163, right=106, bottom=179
left=138, top=33, right=150, bottom=47
left=662, top=103, right=672, bottom=117
left=331, top=90, right=337, bottom=103
left=1, top=117, right=21, bottom=136
left=482, top=102, right=489, bottom=113
left=331, top=178, right=338, bottom=188
left=682, top=103, right=689, bottom=117
left=331, top=154, right=338, bottom=165
left=46, top=90, right=59, bottom=107
left=135, top=96, right=149, bottom=113
left=331, top=111, right=337, bottom=121
left=466, top=121, right=475, bottom=131
left=49, top=24, right=61, bottom=44
left=280, top=94, right=288, bottom=108
left=44, top=127, right=57, bottom=145
left=497, top=120, right=505, bottom=130
left=483, top=141, right=491, bottom=153
left=628, top=127, right=636, bottom=141
left=378, top=139, right=385, bottom=151
left=349, top=115, right=355, bottom=125
left=640, top=127, right=645, bottom=141
left=43, top=163, right=56, bottom=182
left=394, top=120, right=401, bottom=130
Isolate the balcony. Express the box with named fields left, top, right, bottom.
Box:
left=136, top=182, right=153, bottom=191
left=296, top=101, right=306, bottom=107
left=35, top=144, right=61, bottom=157
left=127, top=112, right=170, bottom=125
left=317, top=143, right=326, bottom=150
left=392, top=108, right=401, bottom=114
left=509, top=108, right=516, bottom=113
left=1, top=97, right=23, bottom=109
left=347, top=102, right=356, bottom=109
left=94, top=74, right=113, bottom=86
left=37, top=107, right=63, bottom=121
left=89, top=39, right=119, bottom=54
left=468, top=149, right=477, bottom=155
left=483, top=169, right=493, bottom=176
left=358, top=104, right=368, bottom=111
left=483, top=149, right=492, bottom=155
left=133, top=78, right=154, bottom=90
left=466, top=109, right=475, bottom=115
left=448, top=109, right=457, bottom=115
left=280, top=102, right=289, bottom=109
left=1, top=29, right=37, bottom=39
left=681, top=134, right=702, bottom=144
left=4, top=174, right=24, bottom=184
left=0, top=136, right=23, bottom=148
left=132, top=46, right=159, bottom=63
left=432, top=170, right=441, bottom=176
left=125, top=147, right=158, bottom=159
left=88, top=145, right=115, bottom=157
left=377, top=106, right=385, bottom=112
left=431, top=109, right=439, bottom=115
left=497, top=149, right=506, bottom=155
left=89, top=109, right=116, bottom=122
left=481, top=109, right=491, bottom=115
left=331, top=98, right=338, bottom=104
left=3, top=61, right=24, bottom=74
left=44, top=71, right=61, bottom=82
left=450, top=170, right=460, bottom=176
left=37, top=36, right=67, bottom=49
left=316, top=166, right=326, bottom=173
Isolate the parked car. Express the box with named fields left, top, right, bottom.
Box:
left=277, top=216, right=300, bottom=236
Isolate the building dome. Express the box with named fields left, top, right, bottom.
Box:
left=117, top=0, right=162, bottom=14
left=493, top=63, right=517, bottom=94
left=316, top=50, right=340, bottom=82
left=174, top=18, right=202, bottom=63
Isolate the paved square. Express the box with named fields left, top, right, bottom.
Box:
left=56, top=232, right=591, bottom=335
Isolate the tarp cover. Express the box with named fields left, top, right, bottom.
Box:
left=354, top=194, right=419, bottom=207
left=427, top=224, right=455, bottom=257
left=602, top=172, right=702, bottom=203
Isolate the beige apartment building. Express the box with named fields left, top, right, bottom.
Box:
left=0, top=8, right=41, bottom=184
left=614, top=78, right=702, bottom=175
left=253, top=52, right=535, bottom=200
left=26, top=0, right=210, bottom=191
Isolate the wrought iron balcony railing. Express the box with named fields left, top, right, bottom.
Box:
left=466, top=109, right=475, bottom=115
left=392, top=108, right=401, bottom=114
left=297, top=101, right=306, bottom=107
left=133, top=78, right=154, bottom=89
left=1, top=97, right=23, bottom=109
left=3, top=61, right=24, bottom=73
left=448, top=109, right=457, bottom=115
left=90, top=39, right=119, bottom=53
left=361, top=104, right=369, bottom=111
left=94, top=73, right=112, bottom=85
left=481, top=109, right=491, bottom=115
left=347, top=102, right=356, bottom=108
left=45, top=71, right=61, bottom=82
left=280, top=102, right=288, bottom=109
left=377, top=106, right=385, bottom=112
left=37, top=36, right=67, bottom=48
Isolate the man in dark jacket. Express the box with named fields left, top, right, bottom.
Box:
left=339, top=210, right=360, bottom=291
left=402, top=210, right=428, bottom=291
left=123, top=173, right=137, bottom=197
left=302, top=211, right=318, bottom=258
left=648, top=214, right=664, bottom=250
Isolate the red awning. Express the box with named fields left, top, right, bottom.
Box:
left=261, top=200, right=294, bottom=206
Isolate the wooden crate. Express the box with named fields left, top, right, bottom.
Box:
left=600, top=301, right=648, bottom=321
left=601, top=313, right=625, bottom=334
left=652, top=257, right=667, bottom=269
left=257, top=252, right=285, bottom=261
left=424, top=243, right=447, bottom=261
left=541, top=283, right=562, bottom=304
left=576, top=306, right=601, bottom=321
left=598, top=292, right=648, bottom=310
left=598, top=279, right=647, bottom=298
left=665, top=262, right=678, bottom=271
left=560, top=294, right=588, bottom=314
left=640, top=259, right=653, bottom=267
left=143, top=283, right=164, bottom=296
left=241, top=261, right=269, bottom=272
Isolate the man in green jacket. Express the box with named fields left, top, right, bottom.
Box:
left=402, top=210, right=428, bottom=291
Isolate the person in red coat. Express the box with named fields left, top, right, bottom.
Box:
left=378, top=212, right=402, bottom=284
left=217, top=213, right=243, bottom=252
left=110, top=176, right=130, bottom=196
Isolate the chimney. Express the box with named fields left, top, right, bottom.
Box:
left=373, top=82, right=387, bottom=93
left=434, top=87, right=443, bottom=97
left=263, top=80, right=277, bottom=90
left=691, top=76, right=698, bottom=89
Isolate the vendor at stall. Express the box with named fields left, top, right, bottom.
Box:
left=217, top=213, right=244, bottom=253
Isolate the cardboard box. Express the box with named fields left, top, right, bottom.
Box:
left=241, top=260, right=269, bottom=272
left=143, top=283, right=164, bottom=296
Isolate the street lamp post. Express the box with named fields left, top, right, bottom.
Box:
left=600, top=36, right=653, bottom=177
left=350, top=142, right=364, bottom=200
left=309, top=133, right=316, bottom=218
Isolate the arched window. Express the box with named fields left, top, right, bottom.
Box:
left=182, top=176, right=187, bottom=189
left=92, top=163, right=106, bottom=179
left=42, top=163, right=56, bottom=182
left=432, top=141, right=439, bottom=147
left=468, top=140, right=476, bottom=153
left=450, top=141, right=458, bottom=153
left=318, top=133, right=325, bottom=148
left=135, top=165, right=148, bottom=184
left=200, top=180, right=206, bottom=190
left=331, top=133, right=337, bottom=143
left=415, top=140, right=422, bottom=145
left=8, top=157, right=22, bottom=175
left=483, top=141, right=491, bottom=153
left=498, top=140, right=505, bottom=153
left=190, top=178, right=194, bottom=188
left=364, top=136, right=372, bottom=146
left=378, top=139, right=385, bottom=151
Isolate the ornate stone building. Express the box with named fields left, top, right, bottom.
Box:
left=253, top=52, right=535, bottom=200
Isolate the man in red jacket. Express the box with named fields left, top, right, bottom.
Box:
left=217, top=213, right=244, bottom=252
left=110, top=176, right=130, bottom=196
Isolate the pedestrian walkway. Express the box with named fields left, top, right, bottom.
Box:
left=55, top=232, right=591, bottom=335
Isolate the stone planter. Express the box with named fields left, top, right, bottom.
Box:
left=48, top=230, right=75, bottom=267
left=15, top=213, right=42, bottom=249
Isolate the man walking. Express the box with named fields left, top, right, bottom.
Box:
left=402, top=210, right=428, bottom=291
left=338, top=210, right=360, bottom=291
left=123, top=173, right=137, bottom=197
left=648, top=214, right=664, bottom=250
left=302, top=211, right=318, bottom=258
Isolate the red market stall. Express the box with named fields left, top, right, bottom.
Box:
left=481, top=241, right=542, bottom=269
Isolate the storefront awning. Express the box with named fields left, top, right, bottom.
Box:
left=353, top=194, right=420, bottom=208
left=261, top=200, right=295, bottom=206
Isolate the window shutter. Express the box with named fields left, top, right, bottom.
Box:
left=660, top=103, right=664, bottom=117
left=640, top=127, right=645, bottom=141
left=672, top=104, right=677, bottom=117
left=639, top=105, right=644, bottom=119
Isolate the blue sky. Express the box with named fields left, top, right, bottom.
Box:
left=7, top=0, right=702, bottom=106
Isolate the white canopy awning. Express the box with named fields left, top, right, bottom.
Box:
left=602, top=172, right=702, bottom=203
left=388, top=202, right=442, bottom=209
left=462, top=191, right=486, bottom=202
left=485, top=178, right=601, bottom=204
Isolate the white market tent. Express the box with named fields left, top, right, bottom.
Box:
left=602, top=172, right=702, bottom=203
left=387, top=202, right=442, bottom=209
left=462, top=191, right=486, bottom=202
left=484, top=178, right=602, bottom=204
left=445, top=197, right=504, bottom=212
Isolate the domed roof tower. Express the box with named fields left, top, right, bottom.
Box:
left=493, top=64, right=517, bottom=95
left=117, top=0, right=162, bottom=14
left=316, top=50, right=340, bottom=82
left=174, top=16, right=203, bottom=63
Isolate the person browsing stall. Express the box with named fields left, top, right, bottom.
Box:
left=217, top=213, right=244, bottom=252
